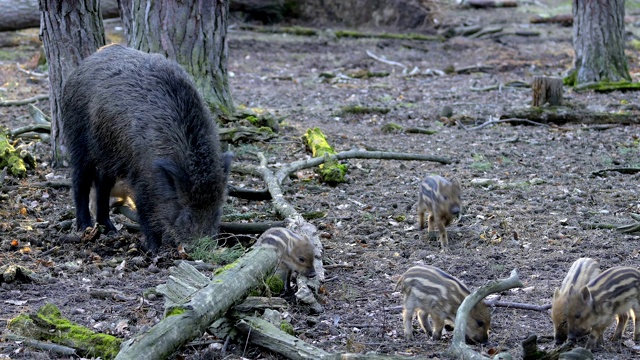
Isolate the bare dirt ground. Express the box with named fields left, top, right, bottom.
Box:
left=3, top=2, right=640, bottom=359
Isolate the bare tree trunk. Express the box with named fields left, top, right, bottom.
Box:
left=118, top=0, right=234, bottom=117
left=568, top=0, right=630, bottom=85
left=38, top=0, right=106, bottom=167
left=0, top=0, right=118, bottom=32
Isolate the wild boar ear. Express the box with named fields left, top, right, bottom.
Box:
left=154, top=159, right=187, bottom=197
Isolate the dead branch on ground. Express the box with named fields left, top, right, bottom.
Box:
left=447, top=269, right=523, bottom=360
left=505, top=107, right=638, bottom=125
left=0, top=94, right=48, bottom=106
left=458, top=117, right=551, bottom=131
left=485, top=299, right=551, bottom=312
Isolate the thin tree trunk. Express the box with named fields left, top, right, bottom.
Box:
left=118, top=0, right=234, bottom=116
left=569, top=0, right=630, bottom=85
left=38, top=0, right=106, bottom=167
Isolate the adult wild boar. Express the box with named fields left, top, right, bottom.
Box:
left=62, top=44, right=231, bottom=252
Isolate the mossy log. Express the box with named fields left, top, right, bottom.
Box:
left=115, top=248, right=280, bottom=360
left=7, top=304, right=121, bottom=360
left=504, top=107, right=637, bottom=125
left=303, top=127, right=347, bottom=184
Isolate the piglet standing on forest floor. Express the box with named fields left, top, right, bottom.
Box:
left=62, top=44, right=232, bottom=253
left=417, top=175, right=461, bottom=250
left=254, top=227, right=317, bottom=292
left=565, top=266, right=640, bottom=349
left=396, top=265, right=491, bottom=344
left=551, top=257, right=601, bottom=344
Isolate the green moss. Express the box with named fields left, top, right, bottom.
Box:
left=394, top=215, right=406, bottom=222
left=333, top=30, right=442, bottom=42
left=563, top=69, right=577, bottom=86
left=166, top=307, right=186, bottom=317
left=213, top=261, right=239, bottom=276
left=303, top=127, right=347, bottom=184
left=338, top=105, right=390, bottom=115
left=381, top=122, right=404, bottom=133
left=280, top=321, right=295, bottom=335
left=8, top=304, right=121, bottom=360
left=0, top=134, right=31, bottom=177
left=190, top=237, right=245, bottom=265
left=265, top=275, right=285, bottom=294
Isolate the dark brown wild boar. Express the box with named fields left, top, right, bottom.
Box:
left=417, top=175, right=461, bottom=250
left=254, top=227, right=317, bottom=292
left=551, top=257, right=601, bottom=344
left=565, top=266, right=640, bottom=349
left=62, top=44, right=231, bottom=252
left=396, top=265, right=490, bottom=344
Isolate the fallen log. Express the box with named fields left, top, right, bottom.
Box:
left=236, top=316, right=331, bottom=359
left=0, top=0, right=119, bottom=32
left=114, top=248, right=281, bottom=360
left=503, top=108, right=638, bottom=125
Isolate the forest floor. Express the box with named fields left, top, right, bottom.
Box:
left=3, top=1, right=640, bottom=359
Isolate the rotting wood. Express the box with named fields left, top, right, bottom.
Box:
left=237, top=316, right=332, bottom=360
left=254, top=152, right=325, bottom=312
left=447, top=269, right=523, bottom=360
left=2, top=333, right=77, bottom=356
left=466, top=0, right=518, bottom=8
left=503, top=108, right=637, bottom=125
left=532, top=76, right=563, bottom=107
left=530, top=14, right=573, bottom=27
left=115, top=249, right=281, bottom=360
left=521, top=334, right=581, bottom=360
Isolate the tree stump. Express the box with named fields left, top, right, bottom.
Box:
left=532, top=76, right=563, bottom=107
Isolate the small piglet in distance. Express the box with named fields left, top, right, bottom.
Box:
left=396, top=265, right=491, bottom=344
left=551, top=257, right=601, bottom=344
left=254, top=227, right=317, bottom=292
left=565, top=266, right=640, bottom=349
left=417, top=175, right=461, bottom=249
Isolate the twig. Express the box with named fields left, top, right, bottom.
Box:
left=276, top=149, right=453, bottom=185
left=485, top=299, right=551, bottom=312
left=592, top=167, right=640, bottom=177
left=2, top=332, right=77, bottom=356
left=8, top=124, right=50, bottom=137
left=447, top=269, right=523, bottom=360
left=28, top=104, right=51, bottom=124
left=463, top=117, right=551, bottom=131
left=17, top=65, right=47, bottom=78
left=365, top=50, right=407, bottom=70
left=0, top=94, right=49, bottom=106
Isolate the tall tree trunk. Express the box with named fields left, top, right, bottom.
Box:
left=118, top=0, right=234, bottom=117
left=38, top=0, right=106, bottom=167
left=568, top=0, right=630, bottom=85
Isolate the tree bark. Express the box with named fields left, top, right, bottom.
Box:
left=569, top=0, right=630, bottom=85
left=118, top=0, right=234, bottom=116
left=531, top=76, right=563, bottom=107
left=0, top=0, right=118, bottom=32
left=38, top=0, right=106, bottom=167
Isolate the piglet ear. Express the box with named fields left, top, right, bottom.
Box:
left=579, top=286, right=593, bottom=306
left=451, top=178, right=461, bottom=189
